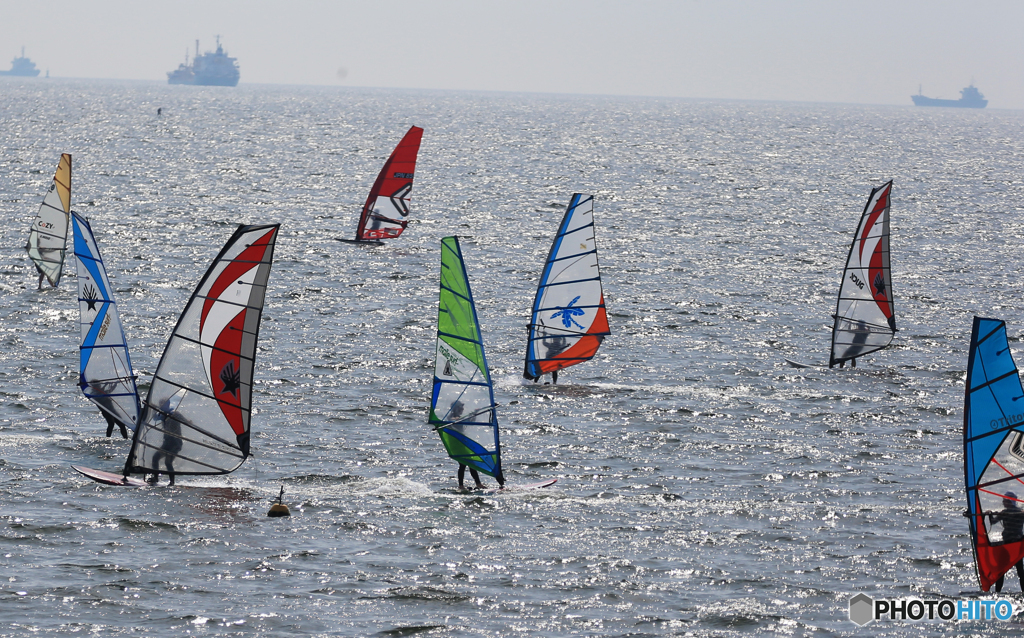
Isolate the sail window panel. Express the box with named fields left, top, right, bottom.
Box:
left=153, top=338, right=216, bottom=389
left=432, top=383, right=492, bottom=424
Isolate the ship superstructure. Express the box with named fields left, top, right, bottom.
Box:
left=0, top=47, right=40, bottom=77
left=166, top=37, right=239, bottom=87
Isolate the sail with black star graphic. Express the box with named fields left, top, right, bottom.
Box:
left=72, top=212, right=141, bottom=431
left=26, top=154, right=72, bottom=287
left=524, top=193, right=610, bottom=381
left=829, top=181, right=896, bottom=368
left=124, top=224, right=280, bottom=477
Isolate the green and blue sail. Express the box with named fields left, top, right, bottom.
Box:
left=429, top=237, right=502, bottom=479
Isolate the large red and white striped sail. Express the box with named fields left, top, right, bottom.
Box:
left=829, top=181, right=895, bottom=367
left=126, top=224, right=280, bottom=477
left=353, top=126, right=423, bottom=242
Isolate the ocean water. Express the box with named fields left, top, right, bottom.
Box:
left=2, top=78, right=1024, bottom=636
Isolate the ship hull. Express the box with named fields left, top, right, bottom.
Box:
left=911, top=95, right=987, bottom=109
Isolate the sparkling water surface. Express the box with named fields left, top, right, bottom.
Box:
left=2, top=78, right=1024, bottom=636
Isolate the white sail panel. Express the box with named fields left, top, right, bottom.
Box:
left=830, top=181, right=895, bottom=367
left=72, top=213, right=141, bottom=430
left=26, top=154, right=71, bottom=287
left=127, top=224, right=280, bottom=477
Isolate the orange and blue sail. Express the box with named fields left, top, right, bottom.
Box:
left=829, top=181, right=895, bottom=367
left=524, top=193, right=610, bottom=381
left=72, top=212, right=141, bottom=431
left=964, top=317, right=1024, bottom=591
left=429, top=237, right=502, bottom=479
left=354, top=126, right=423, bottom=242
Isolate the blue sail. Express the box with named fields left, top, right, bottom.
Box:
left=964, top=317, right=1024, bottom=591
left=72, top=213, right=141, bottom=431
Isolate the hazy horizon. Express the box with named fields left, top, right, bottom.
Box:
left=2, top=0, right=1022, bottom=109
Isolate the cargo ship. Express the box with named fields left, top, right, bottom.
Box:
left=167, top=36, right=239, bottom=87
left=0, top=47, right=40, bottom=77
left=911, top=84, right=987, bottom=108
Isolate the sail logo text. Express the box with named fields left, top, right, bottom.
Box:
left=990, top=414, right=1024, bottom=430
left=849, top=273, right=865, bottom=289
left=437, top=344, right=463, bottom=376
left=97, top=314, right=111, bottom=341
left=848, top=594, right=1015, bottom=626
left=37, top=220, right=54, bottom=229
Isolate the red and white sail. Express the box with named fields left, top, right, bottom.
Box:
left=126, top=224, right=280, bottom=476
left=354, top=126, right=423, bottom=241
left=829, top=181, right=895, bottom=367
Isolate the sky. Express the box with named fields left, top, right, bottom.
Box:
left=2, top=0, right=1023, bottom=108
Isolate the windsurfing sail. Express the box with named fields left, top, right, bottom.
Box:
left=26, top=153, right=72, bottom=287
left=524, top=193, right=610, bottom=381
left=829, top=180, right=895, bottom=368
left=429, top=236, right=503, bottom=480
left=353, top=126, right=423, bottom=242
left=124, top=224, right=280, bottom=478
left=72, top=212, right=141, bottom=431
left=964, top=317, right=1024, bottom=592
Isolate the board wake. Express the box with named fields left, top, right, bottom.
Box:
left=483, top=478, right=557, bottom=494
left=72, top=465, right=149, bottom=486
left=783, top=357, right=821, bottom=369
left=335, top=238, right=384, bottom=246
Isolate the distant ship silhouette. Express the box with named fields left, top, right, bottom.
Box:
left=912, top=84, right=987, bottom=108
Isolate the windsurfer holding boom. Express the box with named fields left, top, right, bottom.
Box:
left=987, top=491, right=1024, bottom=592
left=449, top=400, right=504, bottom=490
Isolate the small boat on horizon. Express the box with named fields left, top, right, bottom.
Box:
left=912, top=84, right=988, bottom=108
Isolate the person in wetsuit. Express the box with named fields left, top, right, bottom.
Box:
left=148, top=396, right=185, bottom=486
left=988, top=492, right=1024, bottom=592
left=103, top=412, right=128, bottom=439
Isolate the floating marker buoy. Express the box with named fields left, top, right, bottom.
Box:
left=267, top=485, right=290, bottom=517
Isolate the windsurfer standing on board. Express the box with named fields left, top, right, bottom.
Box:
left=148, top=395, right=185, bottom=486
left=449, top=399, right=504, bottom=491
left=833, top=319, right=870, bottom=368
left=987, top=492, right=1024, bottom=592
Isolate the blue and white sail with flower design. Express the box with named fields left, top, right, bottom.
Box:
left=72, top=212, right=141, bottom=431
left=524, top=193, right=610, bottom=381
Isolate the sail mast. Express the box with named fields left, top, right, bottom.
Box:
left=26, top=154, right=72, bottom=287
left=524, top=193, right=610, bottom=381
left=354, top=126, right=423, bottom=242
left=429, top=237, right=502, bottom=480
left=829, top=181, right=895, bottom=367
